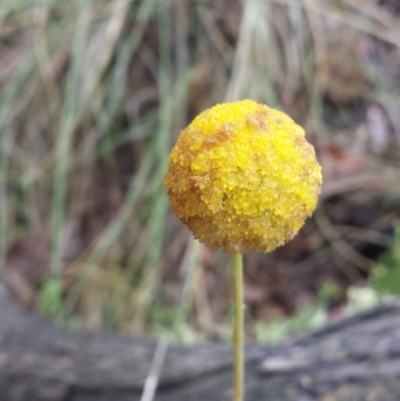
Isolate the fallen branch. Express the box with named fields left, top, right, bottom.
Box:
left=1, top=289, right=400, bottom=401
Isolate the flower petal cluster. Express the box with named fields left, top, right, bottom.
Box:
left=164, top=100, right=322, bottom=254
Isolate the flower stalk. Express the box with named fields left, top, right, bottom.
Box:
left=233, top=253, right=244, bottom=401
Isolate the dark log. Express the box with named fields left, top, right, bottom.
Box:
left=1, top=287, right=400, bottom=401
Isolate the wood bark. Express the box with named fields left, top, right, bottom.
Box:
left=1, top=290, right=400, bottom=401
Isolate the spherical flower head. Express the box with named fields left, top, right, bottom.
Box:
left=164, top=100, right=322, bottom=254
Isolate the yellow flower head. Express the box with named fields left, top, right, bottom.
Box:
left=164, top=100, right=322, bottom=254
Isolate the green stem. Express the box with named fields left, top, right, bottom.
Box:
left=233, top=253, right=244, bottom=401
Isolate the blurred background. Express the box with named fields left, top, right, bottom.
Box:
left=1, top=0, right=400, bottom=344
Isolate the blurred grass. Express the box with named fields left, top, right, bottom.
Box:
left=1, top=0, right=400, bottom=342
left=370, top=225, right=400, bottom=296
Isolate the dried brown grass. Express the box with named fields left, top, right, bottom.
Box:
left=1, top=0, right=400, bottom=340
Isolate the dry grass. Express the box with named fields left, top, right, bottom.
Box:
left=1, top=0, right=400, bottom=341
